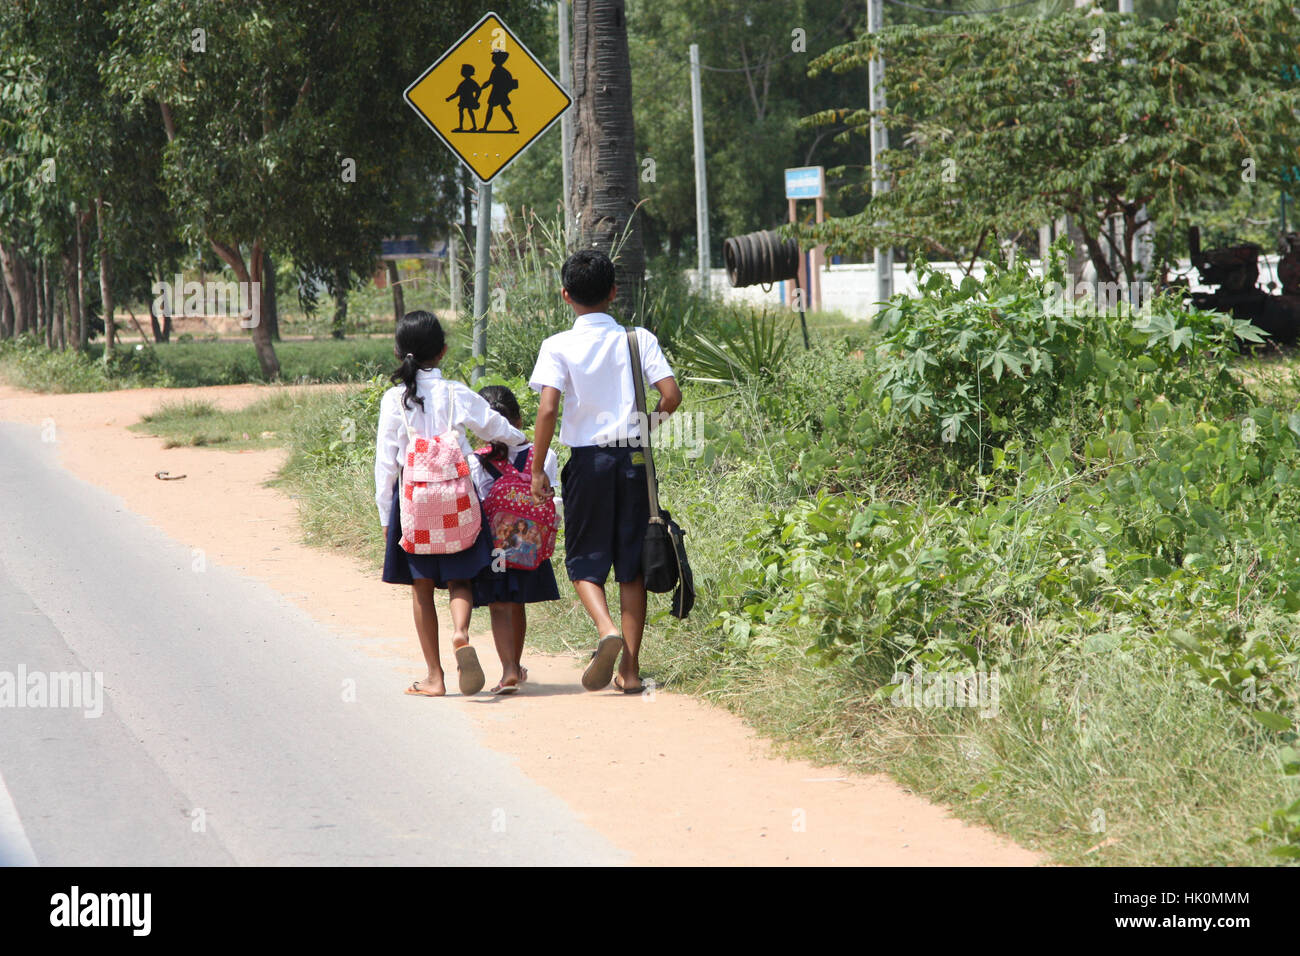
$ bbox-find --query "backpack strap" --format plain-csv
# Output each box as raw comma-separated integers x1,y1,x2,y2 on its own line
399,395,417,442
490,451,522,479
627,328,662,520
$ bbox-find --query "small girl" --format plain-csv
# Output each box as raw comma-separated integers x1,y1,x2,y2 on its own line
471,385,560,694
376,312,525,697
445,63,480,132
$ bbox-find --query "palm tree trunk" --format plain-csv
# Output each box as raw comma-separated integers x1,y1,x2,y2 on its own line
571,0,645,318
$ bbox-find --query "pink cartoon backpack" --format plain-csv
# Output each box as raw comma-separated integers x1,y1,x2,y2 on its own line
399,398,481,554
476,446,557,570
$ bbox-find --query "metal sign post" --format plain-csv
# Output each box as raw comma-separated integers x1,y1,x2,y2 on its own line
403,11,572,381
690,44,710,297
784,165,825,314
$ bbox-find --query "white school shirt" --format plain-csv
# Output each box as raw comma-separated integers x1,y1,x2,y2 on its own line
472,442,562,520
528,312,675,447
374,368,525,523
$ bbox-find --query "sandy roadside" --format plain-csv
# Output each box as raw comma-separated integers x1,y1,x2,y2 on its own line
0,382,1040,866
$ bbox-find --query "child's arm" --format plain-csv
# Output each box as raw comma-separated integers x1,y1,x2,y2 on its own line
636,328,681,431
650,375,682,431
458,386,526,447
531,386,561,502
374,389,405,528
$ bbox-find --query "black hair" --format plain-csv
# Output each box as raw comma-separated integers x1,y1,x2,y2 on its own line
477,384,523,464
391,310,446,411
561,249,616,307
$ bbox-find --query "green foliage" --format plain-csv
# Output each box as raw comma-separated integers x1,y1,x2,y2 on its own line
673,309,794,387
0,337,172,391
804,1,1300,281
873,247,1261,463
0,336,392,391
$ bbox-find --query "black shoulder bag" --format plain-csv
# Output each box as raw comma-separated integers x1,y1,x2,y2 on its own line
627,328,695,618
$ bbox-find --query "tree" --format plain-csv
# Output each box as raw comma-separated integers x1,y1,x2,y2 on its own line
804,1,1300,285
571,0,646,315
104,0,535,376
501,0,871,267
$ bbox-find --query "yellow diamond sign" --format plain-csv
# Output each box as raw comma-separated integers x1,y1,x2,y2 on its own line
404,12,571,184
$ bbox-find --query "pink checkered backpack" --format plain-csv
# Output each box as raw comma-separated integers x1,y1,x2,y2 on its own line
476,446,557,570
398,397,482,554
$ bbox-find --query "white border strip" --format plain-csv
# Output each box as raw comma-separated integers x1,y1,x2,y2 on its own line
0,765,38,866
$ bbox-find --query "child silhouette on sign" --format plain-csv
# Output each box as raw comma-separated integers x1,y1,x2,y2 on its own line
446,64,480,132
480,50,519,133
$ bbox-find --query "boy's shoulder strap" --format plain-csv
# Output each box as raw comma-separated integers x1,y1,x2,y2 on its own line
626,328,662,518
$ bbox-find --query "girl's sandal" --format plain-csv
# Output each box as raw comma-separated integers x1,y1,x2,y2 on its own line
490,679,519,695
581,635,623,691
613,675,646,695
454,644,486,696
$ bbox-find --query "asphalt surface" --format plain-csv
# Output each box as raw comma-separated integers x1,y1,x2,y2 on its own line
0,422,622,866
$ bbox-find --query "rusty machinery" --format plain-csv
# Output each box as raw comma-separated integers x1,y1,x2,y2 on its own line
1188,226,1300,344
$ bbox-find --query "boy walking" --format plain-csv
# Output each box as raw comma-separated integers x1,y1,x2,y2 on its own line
528,251,682,693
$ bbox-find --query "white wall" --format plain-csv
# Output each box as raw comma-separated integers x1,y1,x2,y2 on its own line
687,257,1285,320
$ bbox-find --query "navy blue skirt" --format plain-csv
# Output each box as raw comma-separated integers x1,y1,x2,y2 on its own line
471,558,561,608
381,480,494,587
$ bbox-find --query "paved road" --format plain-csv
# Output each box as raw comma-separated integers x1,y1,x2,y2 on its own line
0,422,623,865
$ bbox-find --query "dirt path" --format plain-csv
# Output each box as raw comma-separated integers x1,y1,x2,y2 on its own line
0,383,1039,866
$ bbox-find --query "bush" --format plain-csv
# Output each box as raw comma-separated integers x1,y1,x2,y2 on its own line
874,250,1260,464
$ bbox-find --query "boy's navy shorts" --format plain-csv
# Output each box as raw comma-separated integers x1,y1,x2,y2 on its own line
560,444,650,584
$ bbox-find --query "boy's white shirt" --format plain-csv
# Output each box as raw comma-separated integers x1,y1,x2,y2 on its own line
528,312,674,447
374,368,525,522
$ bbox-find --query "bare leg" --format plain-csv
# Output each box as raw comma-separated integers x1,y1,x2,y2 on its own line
502,106,517,131
447,580,473,648
574,579,618,638
482,105,495,130
489,602,522,686
410,579,445,695
618,576,647,690
514,604,526,671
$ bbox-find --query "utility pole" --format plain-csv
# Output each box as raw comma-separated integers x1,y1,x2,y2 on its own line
867,0,893,306
449,234,462,315
558,1,574,242
472,180,491,383
690,43,710,297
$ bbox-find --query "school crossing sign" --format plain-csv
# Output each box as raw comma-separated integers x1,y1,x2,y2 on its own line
404,12,571,183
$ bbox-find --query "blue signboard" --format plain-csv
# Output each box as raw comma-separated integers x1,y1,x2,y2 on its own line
784,166,824,200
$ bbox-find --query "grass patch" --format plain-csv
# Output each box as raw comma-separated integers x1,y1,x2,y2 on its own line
0,335,399,393
131,391,331,450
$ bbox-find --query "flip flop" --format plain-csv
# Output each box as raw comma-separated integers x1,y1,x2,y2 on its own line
518,666,528,685
581,635,623,691
491,680,519,695
454,644,486,696
613,675,646,695
404,680,443,698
